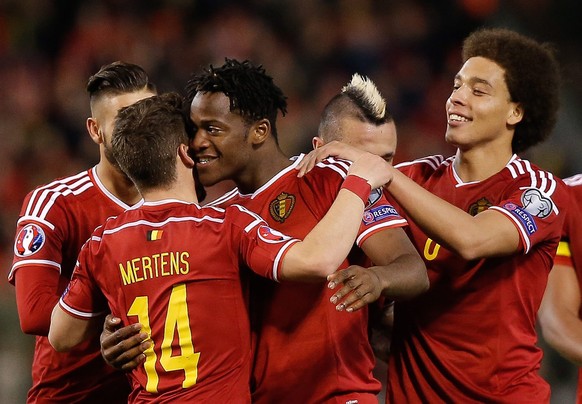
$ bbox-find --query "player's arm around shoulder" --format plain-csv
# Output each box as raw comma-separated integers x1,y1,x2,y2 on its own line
281,153,395,281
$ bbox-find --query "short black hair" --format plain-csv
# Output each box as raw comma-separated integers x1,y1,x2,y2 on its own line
87,61,156,102
185,58,287,141
462,28,560,154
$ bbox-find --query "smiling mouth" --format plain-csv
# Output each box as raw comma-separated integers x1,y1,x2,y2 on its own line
196,157,217,166
449,113,470,123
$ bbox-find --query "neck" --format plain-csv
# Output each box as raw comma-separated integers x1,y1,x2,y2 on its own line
95,161,141,205
453,145,514,182
141,168,199,204
235,146,293,194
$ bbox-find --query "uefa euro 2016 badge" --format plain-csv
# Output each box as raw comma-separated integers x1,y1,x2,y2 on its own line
258,225,292,243
15,223,45,257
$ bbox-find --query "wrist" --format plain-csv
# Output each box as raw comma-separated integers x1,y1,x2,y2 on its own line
370,266,389,295
341,175,371,205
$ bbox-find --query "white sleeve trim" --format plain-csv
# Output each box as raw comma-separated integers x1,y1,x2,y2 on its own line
59,298,106,319
489,206,531,254
272,239,301,282
356,219,408,246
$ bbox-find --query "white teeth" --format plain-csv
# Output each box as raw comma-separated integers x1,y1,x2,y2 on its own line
197,158,212,164
449,114,468,122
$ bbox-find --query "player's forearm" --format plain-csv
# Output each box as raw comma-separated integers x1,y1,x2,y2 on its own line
386,169,518,260
540,311,582,366
49,304,96,352
538,264,582,366
370,253,429,300
280,188,365,281
15,268,63,335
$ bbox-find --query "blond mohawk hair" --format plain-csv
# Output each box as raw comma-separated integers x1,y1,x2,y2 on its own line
341,73,386,121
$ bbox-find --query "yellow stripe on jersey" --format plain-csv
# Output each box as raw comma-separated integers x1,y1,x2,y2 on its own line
556,241,571,257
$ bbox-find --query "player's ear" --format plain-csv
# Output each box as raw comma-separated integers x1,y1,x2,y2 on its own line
507,102,523,126
178,144,195,168
312,136,324,150
250,119,270,145
87,118,103,145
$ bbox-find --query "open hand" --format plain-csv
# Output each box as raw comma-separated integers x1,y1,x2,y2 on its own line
100,314,150,372
327,265,383,312
297,141,393,189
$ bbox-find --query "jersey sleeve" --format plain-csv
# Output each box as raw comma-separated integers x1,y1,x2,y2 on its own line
357,189,407,246
8,190,68,283
488,170,568,254
58,237,109,319
303,157,407,248
226,205,300,282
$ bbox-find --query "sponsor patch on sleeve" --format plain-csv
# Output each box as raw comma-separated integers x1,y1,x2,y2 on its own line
503,202,537,235
362,204,399,225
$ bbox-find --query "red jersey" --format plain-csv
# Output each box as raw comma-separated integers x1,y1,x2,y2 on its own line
386,155,567,403
211,155,407,404
9,167,132,403
553,174,582,404
60,199,301,403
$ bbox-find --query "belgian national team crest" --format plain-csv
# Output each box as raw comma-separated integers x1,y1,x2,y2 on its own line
269,192,295,223
468,198,492,216
15,223,45,257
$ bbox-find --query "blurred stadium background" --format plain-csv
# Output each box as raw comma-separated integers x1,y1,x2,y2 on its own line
1,1,581,402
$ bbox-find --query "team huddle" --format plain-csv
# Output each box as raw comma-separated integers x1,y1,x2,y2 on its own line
9,27,582,404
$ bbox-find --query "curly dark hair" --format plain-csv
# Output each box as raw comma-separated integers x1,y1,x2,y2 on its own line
185,58,288,142
112,92,188,192
462,28,560,154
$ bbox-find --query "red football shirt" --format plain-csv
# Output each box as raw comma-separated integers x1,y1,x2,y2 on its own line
211,155,407,404
553,174,582,404
386,155,567,403
9,167,132,403
60,200,300,403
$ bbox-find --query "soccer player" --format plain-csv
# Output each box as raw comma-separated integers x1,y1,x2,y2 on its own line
48,92,395,403
8,61,156,403
315,73,399,397
539,174,582,402
100,59,429,403
297,28,568,403
192,59,429,404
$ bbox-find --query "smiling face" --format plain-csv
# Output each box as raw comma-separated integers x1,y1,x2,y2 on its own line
189,92,254,187
445,56,522,151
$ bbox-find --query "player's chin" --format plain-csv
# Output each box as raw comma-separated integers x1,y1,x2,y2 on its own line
196,166,226,188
